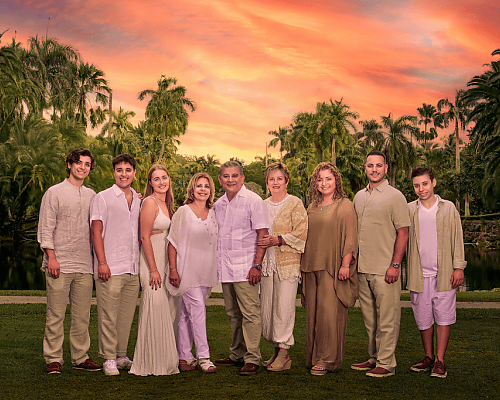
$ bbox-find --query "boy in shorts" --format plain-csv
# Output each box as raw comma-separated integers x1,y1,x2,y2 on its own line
406,166,466,378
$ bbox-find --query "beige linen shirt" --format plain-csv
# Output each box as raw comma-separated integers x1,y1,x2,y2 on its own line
38,179,96,274
353,180,410,275
406,197,467,292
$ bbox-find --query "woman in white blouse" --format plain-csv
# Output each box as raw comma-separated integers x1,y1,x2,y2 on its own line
257,163,308,372
167,172,218,373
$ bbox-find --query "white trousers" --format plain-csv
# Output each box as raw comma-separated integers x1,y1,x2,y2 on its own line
177,286,210,360
260,272,299,349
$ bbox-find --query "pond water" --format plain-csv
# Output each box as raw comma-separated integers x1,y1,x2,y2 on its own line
1,242,499,291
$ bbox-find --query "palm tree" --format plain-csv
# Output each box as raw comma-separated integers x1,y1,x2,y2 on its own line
360,115,416,187
57,61,110,128
437,89,471,173
138,76,196,163
268,126,289,161
23,35,80,116
315,99,359,166
101,107,136,136
416,103,441,148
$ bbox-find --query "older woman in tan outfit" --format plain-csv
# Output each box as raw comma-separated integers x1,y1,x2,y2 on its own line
258,163,308,372
301,162,358,376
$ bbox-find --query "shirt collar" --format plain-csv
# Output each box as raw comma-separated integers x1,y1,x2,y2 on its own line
364,179,389,193
112,184,136,197
221,184,247,203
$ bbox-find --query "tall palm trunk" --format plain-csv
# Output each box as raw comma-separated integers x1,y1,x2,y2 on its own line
159,114,168,163
331,135,336,166
455,119,461,210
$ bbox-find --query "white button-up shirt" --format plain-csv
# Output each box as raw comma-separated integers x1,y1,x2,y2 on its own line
90,184,140,277
214,185,269,283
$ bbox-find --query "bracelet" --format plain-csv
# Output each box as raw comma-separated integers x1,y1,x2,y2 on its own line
98,261,107,266
169,269,177,272
341,265,349,268
150,269,158,273
278,235,283,247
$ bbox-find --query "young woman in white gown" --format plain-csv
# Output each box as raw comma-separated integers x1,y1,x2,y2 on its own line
129,164,180,376
167,172,219,373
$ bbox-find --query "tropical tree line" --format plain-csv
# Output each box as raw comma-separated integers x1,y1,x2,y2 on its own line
1,31,499,242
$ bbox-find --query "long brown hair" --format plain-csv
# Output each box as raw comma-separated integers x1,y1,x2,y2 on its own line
145,164,175,217
184,172,215,209
309,162,346,206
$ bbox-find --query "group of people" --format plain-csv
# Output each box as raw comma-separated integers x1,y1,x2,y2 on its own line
38,148,466,379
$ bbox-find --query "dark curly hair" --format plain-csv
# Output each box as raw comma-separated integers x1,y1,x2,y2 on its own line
309,162,346,206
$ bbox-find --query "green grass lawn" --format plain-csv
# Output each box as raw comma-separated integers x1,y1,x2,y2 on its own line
1,304,499,400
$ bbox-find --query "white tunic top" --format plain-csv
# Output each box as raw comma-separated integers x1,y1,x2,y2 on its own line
166,205,218,296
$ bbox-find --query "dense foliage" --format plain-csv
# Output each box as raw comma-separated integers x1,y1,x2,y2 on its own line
1,32,499,241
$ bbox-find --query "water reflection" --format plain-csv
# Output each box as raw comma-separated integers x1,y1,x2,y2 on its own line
1,242,499,291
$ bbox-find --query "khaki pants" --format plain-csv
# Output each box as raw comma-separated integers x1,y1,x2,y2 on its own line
95,274,140,360
358,273,401,372
44,272,93,365
222,281,262,364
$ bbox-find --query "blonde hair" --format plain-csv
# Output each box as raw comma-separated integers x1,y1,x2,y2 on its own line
184,172,215,209
264,162,289,183
145,164,175,218
309,162,346,206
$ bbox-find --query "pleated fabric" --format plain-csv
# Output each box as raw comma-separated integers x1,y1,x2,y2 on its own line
129,230,180,376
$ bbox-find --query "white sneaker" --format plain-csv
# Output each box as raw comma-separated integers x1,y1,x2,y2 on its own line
103,359,120,376
116,356,133,370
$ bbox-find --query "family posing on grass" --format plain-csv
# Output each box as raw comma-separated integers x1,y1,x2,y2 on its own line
38,148,466,379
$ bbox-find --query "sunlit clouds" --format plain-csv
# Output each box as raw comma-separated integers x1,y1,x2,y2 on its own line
2,0,498,161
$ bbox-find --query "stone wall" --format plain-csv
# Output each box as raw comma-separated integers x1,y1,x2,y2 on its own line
462,219,500,250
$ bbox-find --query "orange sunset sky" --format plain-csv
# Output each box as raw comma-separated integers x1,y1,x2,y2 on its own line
1,0,499,162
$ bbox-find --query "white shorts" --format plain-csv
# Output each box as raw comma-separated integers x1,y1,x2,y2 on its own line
410,276,456,331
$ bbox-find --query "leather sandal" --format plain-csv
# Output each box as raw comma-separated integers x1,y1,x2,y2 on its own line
267,356,291,372
179,358,197,371
310,365,328,376
197,359,217,373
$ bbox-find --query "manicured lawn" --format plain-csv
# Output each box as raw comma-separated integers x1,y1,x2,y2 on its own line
1,304,499,399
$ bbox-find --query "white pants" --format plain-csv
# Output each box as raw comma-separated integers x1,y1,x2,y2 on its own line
260,272,299,349
177,286,210,360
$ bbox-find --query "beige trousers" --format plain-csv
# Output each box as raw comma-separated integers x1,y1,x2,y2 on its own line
358,273,401,372
44,272,93,365
222,281,262,364
95,274,140,360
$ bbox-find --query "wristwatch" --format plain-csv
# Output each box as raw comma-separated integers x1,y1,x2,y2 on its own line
278,235,284,247
391,262,400,269
253,264,262,271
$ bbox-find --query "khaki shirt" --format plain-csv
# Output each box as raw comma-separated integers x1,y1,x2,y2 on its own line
353,180,410,275
406,197,467,292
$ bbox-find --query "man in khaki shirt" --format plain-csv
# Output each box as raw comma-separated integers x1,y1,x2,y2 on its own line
351,151,410,377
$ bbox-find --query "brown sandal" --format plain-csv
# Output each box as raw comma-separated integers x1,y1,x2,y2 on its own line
179,359,197,371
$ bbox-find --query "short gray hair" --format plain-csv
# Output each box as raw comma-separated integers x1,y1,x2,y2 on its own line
219,160,244,176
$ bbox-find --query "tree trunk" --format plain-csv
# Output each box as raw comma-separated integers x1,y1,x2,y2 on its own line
455,122,460,172
108,92,113,137
331,135,336,166
464,193,470,217
159,114,168,163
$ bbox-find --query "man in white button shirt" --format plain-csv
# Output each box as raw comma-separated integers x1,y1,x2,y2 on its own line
90,154,141,376
214,161,269,376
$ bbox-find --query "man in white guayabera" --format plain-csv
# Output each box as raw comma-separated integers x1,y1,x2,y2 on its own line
38,148,102,374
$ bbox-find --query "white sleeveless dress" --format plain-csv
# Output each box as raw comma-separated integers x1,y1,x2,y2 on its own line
129,197,180,376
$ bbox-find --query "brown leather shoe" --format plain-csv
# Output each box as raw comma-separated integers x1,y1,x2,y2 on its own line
47,362,61,374
411,356,434,372
240,363,260,375
214,357,244,367
351,360,375,371
73,358,102,371
431,360,447,378
366,367,395,377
